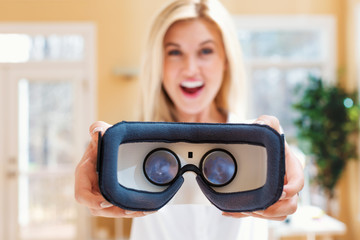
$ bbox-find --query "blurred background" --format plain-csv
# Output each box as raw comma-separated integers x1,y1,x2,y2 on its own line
0,0,359,239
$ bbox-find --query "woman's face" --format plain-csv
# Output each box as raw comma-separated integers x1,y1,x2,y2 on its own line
162,18,227,118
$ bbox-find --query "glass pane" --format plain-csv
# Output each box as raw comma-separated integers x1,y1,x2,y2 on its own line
238,30,322,60
30,34,84,61
247,67,321,139
0,34,31,62
0,34,84,63
18,79,76,240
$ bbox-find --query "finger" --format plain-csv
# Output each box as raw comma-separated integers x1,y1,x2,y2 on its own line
74,121,114,211
254,194,298,218
283,142,305,198
222,211,286,221
222,212,249,218
74,168,108,209
77,142,98,166
247,212,287,221
75,148,111,209
75,177,114,210
75,188,110,209
254,115,281,133
90,207,157,218
75,160,109,209
255,116,304,198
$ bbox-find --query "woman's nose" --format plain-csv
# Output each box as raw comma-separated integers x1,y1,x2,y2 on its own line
183,55,199,75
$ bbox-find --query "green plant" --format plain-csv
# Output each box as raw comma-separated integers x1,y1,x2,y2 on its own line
293,75,359,198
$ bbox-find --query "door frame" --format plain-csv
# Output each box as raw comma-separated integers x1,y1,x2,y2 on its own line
0,23,96,240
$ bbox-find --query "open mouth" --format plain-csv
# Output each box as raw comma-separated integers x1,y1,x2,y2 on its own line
180,80,204,96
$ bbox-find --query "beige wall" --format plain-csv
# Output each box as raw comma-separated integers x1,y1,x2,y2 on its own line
0,0,358,239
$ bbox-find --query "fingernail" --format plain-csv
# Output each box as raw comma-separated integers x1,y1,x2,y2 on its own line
255,120,265,125
100,201,113,208
143,211,157,215
280,191,287,200
91,127,104,136
125,210,136,215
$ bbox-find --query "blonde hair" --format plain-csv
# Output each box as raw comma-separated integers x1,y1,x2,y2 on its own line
139,0,247,122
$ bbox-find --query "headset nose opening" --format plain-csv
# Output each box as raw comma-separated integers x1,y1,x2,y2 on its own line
179,164,202,176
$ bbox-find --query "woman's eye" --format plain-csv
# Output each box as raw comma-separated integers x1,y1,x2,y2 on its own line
168,49,182,56
200,48,213,55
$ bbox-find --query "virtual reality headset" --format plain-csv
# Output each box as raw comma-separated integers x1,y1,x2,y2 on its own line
97,121,285,212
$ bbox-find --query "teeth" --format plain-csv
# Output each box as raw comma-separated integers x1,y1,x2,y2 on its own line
181,80,204,88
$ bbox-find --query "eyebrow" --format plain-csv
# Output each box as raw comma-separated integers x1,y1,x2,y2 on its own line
164,39,216,48
164,42,180,48
200,40,216,46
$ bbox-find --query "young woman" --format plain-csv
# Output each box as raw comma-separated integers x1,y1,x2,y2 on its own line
75,0,304,239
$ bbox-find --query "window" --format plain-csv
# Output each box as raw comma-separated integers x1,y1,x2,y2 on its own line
234,16,336,140
0,34,84,62
18,79,77,239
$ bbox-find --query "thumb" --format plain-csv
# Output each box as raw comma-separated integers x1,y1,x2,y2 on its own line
89,121,112,142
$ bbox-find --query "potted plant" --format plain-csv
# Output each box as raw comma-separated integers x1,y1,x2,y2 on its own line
293,75,359,199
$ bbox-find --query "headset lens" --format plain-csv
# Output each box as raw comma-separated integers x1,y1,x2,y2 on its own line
144,149,179,185
202,150,236,186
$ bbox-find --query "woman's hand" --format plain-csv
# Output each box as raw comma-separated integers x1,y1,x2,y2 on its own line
222,115,304,221
74,121,155,218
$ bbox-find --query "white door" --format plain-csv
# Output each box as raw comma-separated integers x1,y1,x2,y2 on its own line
0,24,96,240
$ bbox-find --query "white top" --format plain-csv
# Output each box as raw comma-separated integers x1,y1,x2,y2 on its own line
130,204,268,240
130,114,268,240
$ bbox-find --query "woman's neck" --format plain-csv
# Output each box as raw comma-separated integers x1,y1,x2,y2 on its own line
175,104,227,123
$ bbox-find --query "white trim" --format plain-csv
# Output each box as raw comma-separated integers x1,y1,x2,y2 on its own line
6,65,20,240
0,67,6,240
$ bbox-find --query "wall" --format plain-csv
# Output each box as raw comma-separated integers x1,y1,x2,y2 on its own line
0,0,358,239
